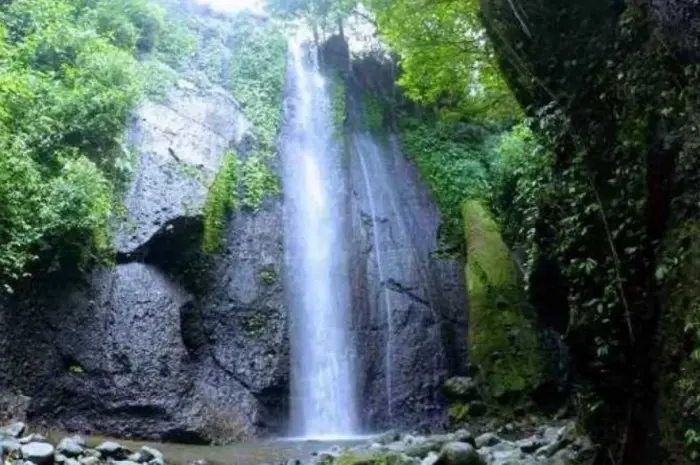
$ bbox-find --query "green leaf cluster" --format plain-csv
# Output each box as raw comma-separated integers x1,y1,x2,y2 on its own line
229,16,287,150
399,116,496,254
202,150,238,255
195,14,287,255
367,0,520,123
0,0,197,289
266,0,355,37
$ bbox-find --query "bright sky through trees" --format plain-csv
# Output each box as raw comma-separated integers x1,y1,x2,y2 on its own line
194,0,265,13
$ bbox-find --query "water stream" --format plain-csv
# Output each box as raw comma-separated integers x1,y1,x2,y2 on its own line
281,33,359,439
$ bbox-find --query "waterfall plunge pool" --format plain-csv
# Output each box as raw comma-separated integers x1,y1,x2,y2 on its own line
44,431,382,465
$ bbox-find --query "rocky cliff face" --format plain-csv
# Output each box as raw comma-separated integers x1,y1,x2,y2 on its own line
0,28,467,441
338,42,468,430
347,132,468,431
0,71,288,442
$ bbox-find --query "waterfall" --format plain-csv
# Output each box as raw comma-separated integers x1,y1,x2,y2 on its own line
281,34,359,439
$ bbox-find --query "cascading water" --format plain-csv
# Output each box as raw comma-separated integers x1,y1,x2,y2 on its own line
281,33,359,439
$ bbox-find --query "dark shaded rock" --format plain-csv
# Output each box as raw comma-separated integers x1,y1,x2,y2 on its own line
544,448,575,465
139,446,163,462
467,402,487,418
434,442,484,465
112,461,141,465
514,437,543,454
20,443,54,464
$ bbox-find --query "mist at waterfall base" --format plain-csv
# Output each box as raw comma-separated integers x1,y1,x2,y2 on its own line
281,34,360,440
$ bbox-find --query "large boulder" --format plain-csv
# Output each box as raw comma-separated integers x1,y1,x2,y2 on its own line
20,442,54,464
462,200,546,402
434,442,484,465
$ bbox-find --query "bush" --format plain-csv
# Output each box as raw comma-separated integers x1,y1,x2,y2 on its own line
399,118,496,253
0,0,176,289
202,151,238,255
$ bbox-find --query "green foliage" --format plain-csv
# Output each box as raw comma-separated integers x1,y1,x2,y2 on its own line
463,200,544,401
448,403,470,425
329,70,347,139
239,154,280,210
362,93,384,135
259,267,277,286
488,123,553,262
367,0,519,123
155,15,198,69
0,0,180,288
266,0,355,36
139,58,178,100
399,117,496,253
479,2,700,458
202,151,238,255
656,222,700,462
229,16,287,150
224,15,286,212
242,312,269,335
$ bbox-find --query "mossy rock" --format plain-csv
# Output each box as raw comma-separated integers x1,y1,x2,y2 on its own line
462,200,545,402
335,451,416,465
656,220,700,461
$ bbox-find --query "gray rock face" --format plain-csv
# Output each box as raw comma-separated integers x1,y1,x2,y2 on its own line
0,72,286,440
347,133,468,431
118,79,251,257
0,35,462,442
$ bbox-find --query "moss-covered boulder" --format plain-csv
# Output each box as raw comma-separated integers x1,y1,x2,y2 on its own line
334,451,417,465
463,200,544,402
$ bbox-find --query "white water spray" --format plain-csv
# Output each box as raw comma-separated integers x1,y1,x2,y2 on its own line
281,33,359,439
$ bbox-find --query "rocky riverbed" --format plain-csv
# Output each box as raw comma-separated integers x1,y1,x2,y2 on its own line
0,420,595,465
